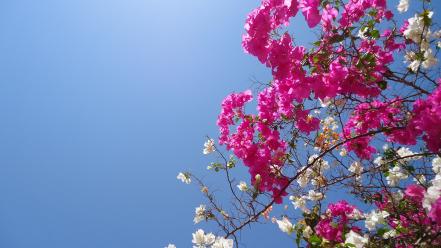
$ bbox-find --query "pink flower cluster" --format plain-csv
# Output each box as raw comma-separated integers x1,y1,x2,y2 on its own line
394,84,441,152
315,200,359,242
216,0,439,202
343,99,404,159
344,84,441,160
405,184,441,225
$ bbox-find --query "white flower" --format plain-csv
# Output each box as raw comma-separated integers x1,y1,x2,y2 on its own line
422,49,438,69
323,116,338,130
437,41,441,49
211,237,234,248
423,175,441,210
396,147,415,161
165,244,176,248
408,59,421,72
177,172,191,184
297,166,312,188
307,190,324,201
404,14,428,43
373,156,384,166
194,205,206,224
203,139,215,155
349,209,363,220
382,229,397,239
237,181,248,192
397,0,409,13
365,210,389,231
386,166,408,186
276,217,294,234
433,156,441,174
340,148,348,157
290,196,310,213
192,229,215,248
391,190,404,202
308,154,329,172
349,161,363,177
345,230,369,248
303,226,313,239
358,26,369,40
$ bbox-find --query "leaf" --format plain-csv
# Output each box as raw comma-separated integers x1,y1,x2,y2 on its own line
370,29,380,39
377,80,388,90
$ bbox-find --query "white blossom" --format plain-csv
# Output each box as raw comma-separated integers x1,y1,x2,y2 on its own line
307,190,324,201
297,166,312,188
397,0,409,13
276,217,294,234
349,208,363,220
348,161,364,180
422,49,438,69
365,210,389,231
386,166,408,186
165,244,176,248
408,59,421,72
423,175,441,210
391,190,404,202
194,205,206,224
290,196,310,213
308,154,329,172
322,116,338,130
404,14,429,44
345,230,369,248
340,148,348,157
303,226,313,239
177,172,191,184
396,147,415,161
433,156,441,174
237,181,248,192
211,237,234,248
383,229,398,239
203,139,216,155
373,156,385,166
358,26,369,40
192,229,215,248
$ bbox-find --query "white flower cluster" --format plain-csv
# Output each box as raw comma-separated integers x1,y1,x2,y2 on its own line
403,11,438,72
194,204,207,224
290,195,310,213
203,139,216,155
348,161,363,181
289,189,323,215
297,155,329,187
236,181,248,191
397,0,409,13
386,166,408,186
275,217,294,234
364,210,390,231
177,172,191,184
192,229,233,248
345,230,369,248
423,157,441,211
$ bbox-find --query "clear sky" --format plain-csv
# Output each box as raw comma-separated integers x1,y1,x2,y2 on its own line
1,1,440,248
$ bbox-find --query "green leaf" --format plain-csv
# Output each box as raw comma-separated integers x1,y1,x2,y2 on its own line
370,29,380,39
309,235,322,245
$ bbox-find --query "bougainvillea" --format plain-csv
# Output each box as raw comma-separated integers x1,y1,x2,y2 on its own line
171,0,441,247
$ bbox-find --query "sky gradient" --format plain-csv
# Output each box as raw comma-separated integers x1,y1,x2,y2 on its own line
1,1,440,248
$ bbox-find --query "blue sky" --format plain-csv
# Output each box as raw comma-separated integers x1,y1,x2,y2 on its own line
0,0,297,247
1,1,440,248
